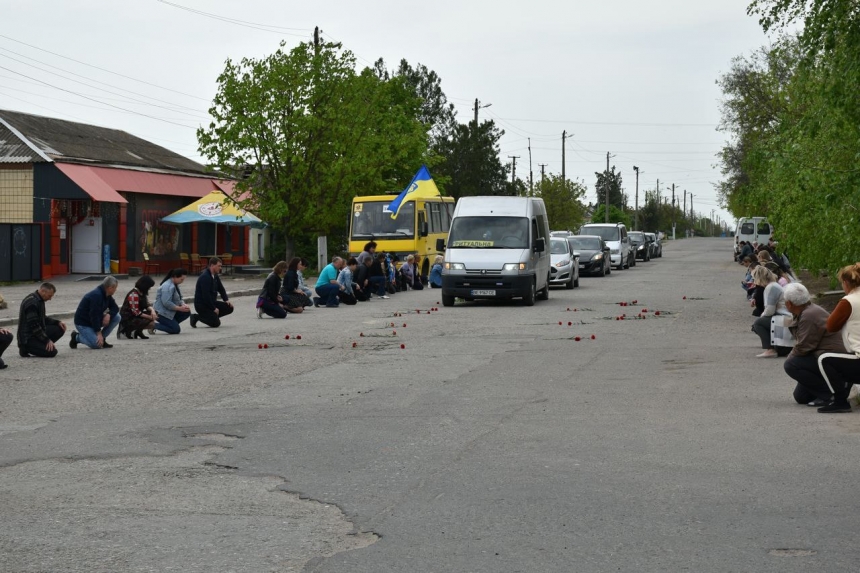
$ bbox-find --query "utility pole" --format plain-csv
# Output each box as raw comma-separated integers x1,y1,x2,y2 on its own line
473,99,491,126
671,183,676,240
539,163,547,185
683,190,687,237
633,166,640,230
605,152,611,223
711,209,715,236
508,155,520,188
528,138,533,196
656,179,660,205
562,131,573,182
689,194,695,231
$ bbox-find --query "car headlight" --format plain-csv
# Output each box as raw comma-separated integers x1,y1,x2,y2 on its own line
638,245,645,251
445,262,465,270
503,263,526,271
611,248,619,255
554,259,570,268
592,253,603,261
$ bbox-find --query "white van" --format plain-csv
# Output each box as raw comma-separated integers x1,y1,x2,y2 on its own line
437,196,551,307
734,217,773,256
579,222,633,270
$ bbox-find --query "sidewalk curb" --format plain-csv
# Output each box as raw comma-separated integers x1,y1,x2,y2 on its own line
0,289,259,328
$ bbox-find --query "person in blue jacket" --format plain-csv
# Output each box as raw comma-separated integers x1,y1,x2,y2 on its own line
429,255,443,288
70,276,121,349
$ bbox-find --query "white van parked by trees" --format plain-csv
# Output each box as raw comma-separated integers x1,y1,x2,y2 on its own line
734,217,773,257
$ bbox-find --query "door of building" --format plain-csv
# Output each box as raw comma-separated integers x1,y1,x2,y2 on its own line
71,217,102,274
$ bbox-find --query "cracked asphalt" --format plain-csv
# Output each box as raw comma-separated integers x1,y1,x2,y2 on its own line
2,238,859,572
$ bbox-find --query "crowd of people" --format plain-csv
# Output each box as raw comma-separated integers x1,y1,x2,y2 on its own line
0,249,445,367
255,242,443,316
739,240,860,413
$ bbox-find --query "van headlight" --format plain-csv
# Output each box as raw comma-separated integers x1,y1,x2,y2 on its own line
503,263,526,271
610,248,619,255
445,262,465,270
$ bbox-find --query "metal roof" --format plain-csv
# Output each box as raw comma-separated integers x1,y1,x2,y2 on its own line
0,109,207,174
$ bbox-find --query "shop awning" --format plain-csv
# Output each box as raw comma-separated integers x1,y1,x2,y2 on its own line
54,163,229,203
55,163,127,204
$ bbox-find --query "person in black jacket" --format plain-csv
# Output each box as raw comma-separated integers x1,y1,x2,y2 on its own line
71,276,120,349
280,257,311,312
257,261,288,319
191,257,233,328
0,327,11,368
17,282,66,359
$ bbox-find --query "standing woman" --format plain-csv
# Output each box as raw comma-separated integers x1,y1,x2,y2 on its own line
258,261,288,319
153,268,192,334
119,276,158,339
751,266,790,357
280,257,310,313
818,263,860,413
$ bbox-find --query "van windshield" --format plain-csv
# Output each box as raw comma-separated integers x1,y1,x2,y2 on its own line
448,216,529,248
581,226,620,242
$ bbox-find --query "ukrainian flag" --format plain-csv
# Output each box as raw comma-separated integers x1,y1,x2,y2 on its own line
389,165,441,219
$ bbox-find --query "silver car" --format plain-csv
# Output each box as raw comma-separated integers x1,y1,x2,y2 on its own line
549,237,579,289
645,232,662,258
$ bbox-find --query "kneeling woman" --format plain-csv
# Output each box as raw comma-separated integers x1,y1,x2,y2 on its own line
119,276,158,339
153,268,193,334
751,266,790,357
258,261,288,318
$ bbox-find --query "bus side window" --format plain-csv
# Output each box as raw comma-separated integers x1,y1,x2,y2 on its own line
430,203,442,234
418,211,428,237
441,203,451,232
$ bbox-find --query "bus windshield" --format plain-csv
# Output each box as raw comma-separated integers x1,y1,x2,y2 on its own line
351,201,415,239
447,216,529,249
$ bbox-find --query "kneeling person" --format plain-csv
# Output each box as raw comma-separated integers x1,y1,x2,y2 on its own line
17,282,66,358
782,283,847,406
192,257,233,328
71,276,120,349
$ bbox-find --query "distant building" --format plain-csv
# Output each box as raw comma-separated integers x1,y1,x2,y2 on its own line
0,109,256,278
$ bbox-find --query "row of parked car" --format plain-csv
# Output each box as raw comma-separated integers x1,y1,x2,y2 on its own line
547,223,664,288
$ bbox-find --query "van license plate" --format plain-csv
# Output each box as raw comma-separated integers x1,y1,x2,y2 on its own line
471,289,495,296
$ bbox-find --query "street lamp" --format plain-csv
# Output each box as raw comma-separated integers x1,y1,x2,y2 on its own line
633,166,641,231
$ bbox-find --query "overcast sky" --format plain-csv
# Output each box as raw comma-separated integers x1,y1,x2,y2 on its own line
1,0,775,228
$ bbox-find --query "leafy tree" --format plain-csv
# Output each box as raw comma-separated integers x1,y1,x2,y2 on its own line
590,205,631,229
594,166,625,215
197,40,429,260
434,120,510,199
534,175,587,231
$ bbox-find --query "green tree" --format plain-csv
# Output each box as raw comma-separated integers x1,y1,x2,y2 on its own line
434,120,510,199
534,175,587,231
594,166,625,213
197,40,429,260
590,205,631,229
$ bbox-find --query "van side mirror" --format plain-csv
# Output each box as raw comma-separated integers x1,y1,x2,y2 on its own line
436,238,446,251
420,222,429,237
534,238,545,253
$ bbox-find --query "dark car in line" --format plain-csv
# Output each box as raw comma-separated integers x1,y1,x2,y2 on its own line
567,235,611,277
629,231,652,262
645,232,662,258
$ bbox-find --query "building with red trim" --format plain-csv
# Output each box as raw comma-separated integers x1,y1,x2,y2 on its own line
0,109,255,278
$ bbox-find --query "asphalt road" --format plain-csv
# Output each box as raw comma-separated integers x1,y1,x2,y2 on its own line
2,238,858,573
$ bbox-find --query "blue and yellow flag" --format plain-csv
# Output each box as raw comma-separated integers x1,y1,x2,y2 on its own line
389,165,441,219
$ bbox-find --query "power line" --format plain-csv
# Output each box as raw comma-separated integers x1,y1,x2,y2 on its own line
155,0,312,36
0,64,198,129
0,33,209,102
0,52,209,120
493,116,717,128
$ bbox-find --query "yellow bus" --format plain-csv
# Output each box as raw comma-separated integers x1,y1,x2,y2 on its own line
349,194,455,277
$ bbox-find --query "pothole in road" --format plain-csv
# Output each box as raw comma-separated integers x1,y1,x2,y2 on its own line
768,548,817,557
0,445,378,572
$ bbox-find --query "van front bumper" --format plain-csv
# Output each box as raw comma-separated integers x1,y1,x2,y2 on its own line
441,274,534,299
